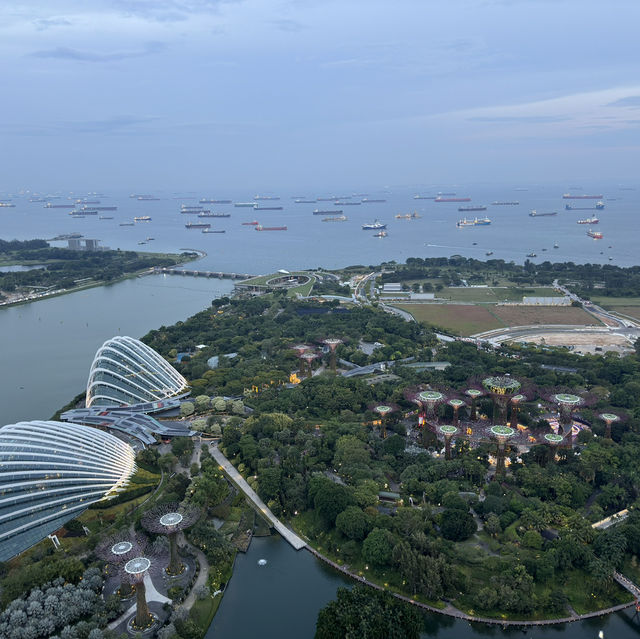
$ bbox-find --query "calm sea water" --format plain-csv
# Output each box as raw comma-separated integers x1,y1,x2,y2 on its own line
1,184,637,274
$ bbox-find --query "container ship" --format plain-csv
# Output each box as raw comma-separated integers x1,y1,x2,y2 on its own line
562,193,603,199
202,229,225,233
456,217,491,227
185,222,211,229
362,220,386,230
414,195,436,200
255,225,287,231
254,205,283,210
134,215,152,222
314,209,341,215
45,203,74,209
294,199,316,204
322,215,347,222
587,229,603,239
565,201,605,210
361,198,386,203
198,212,230,218
200,199,232,204
458,205,487,212
254,195,280,201
577,217,599,224
529,210,557,217
492,201,519,205
235,202,256,207
435,196,471,202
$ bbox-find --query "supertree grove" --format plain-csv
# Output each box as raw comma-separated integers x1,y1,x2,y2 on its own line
96,532,147,599
142,502,200,575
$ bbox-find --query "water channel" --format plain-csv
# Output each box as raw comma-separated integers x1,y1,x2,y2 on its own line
2,274,640,637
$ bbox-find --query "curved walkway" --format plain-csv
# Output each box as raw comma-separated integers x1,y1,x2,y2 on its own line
210,444,306,550
305,545,635,627
178,531,210,611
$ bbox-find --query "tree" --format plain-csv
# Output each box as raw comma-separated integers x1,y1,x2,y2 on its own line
335,506,371,541
362,528,396,567
314,483,354,527
180,402,195,417
315,585,421,639
194,395,211,412
484,513,501,537
439,508,476,541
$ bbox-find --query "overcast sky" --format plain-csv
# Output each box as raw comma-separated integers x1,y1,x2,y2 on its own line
2,0,640,191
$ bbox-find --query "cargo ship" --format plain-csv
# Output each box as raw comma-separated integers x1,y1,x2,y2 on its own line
181,205,204,211
0,202,15,207
361,198,386,203
254,205,283,210
413,195,436,200
587,229,603,239
577,217,599,224
45,203,74,209
395,212,421,219
565,201,605,210
134,215,151,222
314,209,342,215
69,209,97,216
529,210,557,217
458,205,487,212
294,199,316,204
202,229,226,233
185,222,211,229
435,196,471,202
456,217,491,227
254,195,280,201
492,201,519,205
241,221,259,225
137,196,160,201
99,216,114,220
562,193,603,199
235,202,257,207
119,222,134,226
198,212,230,218
322,215,347,222
362,220,387,230
89,206,117,211
336,201,361,206
255,225,287,231
317,196,339,201
181,209,208,214
200,199,232,204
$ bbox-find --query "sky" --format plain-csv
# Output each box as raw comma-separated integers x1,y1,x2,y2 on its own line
2,0,640,191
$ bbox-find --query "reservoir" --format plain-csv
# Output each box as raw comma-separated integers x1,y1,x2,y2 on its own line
0,274,234,426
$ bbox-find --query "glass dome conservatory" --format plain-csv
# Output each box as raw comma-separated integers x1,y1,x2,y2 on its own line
86,336,189,407
0,420,136,561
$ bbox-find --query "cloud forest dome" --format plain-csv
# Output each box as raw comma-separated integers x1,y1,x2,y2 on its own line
0,420,136,561
86,335,189,407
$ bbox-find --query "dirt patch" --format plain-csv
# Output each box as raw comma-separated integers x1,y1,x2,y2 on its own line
512,331,631,356
395,304,504,336
492,306,602,327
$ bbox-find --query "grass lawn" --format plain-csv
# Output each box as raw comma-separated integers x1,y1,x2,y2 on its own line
492,305,603,327
440,287,558,303
394,303,505,336
590,295,640,308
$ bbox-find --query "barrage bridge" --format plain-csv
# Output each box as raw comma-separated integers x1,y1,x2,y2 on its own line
154,267,255,280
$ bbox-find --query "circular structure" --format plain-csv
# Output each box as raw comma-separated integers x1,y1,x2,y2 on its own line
112,541,134,556
439,425,458,435
124,557,151,575
375,405,393,415
323,338,342,348
490,425,515,438
544,433,564,444
465,389,483,398
448,399,465,408
600,413,619,422
511,394,525,402
553,393,581,405
265,274,312,289
159,512,184,527
418,391,444,402
483,376,521,395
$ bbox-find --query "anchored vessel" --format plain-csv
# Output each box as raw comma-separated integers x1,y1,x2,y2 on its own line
529,210,557,217
134,216,151,222
362,220,387,230
200,198,232,204
563,193,603,199
492,201,519,205
185,222,211,229
577,217,599,224
255,225,287,231
587,229,603,239
435,196,471,202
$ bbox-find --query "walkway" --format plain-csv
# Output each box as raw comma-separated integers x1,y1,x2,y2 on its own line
210,444,306,551
178,531,210,611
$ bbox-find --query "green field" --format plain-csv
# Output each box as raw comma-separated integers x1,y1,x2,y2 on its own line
440,286,558,303
394,303,504,335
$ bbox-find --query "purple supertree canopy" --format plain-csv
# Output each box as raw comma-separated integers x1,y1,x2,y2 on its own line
95,533,148,566
141,502,200,535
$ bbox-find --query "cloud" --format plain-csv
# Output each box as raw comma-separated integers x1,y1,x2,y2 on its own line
28,41,166,62
33,17,73,30
271,19,306,32
468,115,570,123
606,96,640,108
109,0,241,22
4,116,159,137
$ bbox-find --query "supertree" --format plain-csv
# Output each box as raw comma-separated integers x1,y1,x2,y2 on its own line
599,412,621,439
464,388,484,421
371,403,396,439
550,393,583,444
544,433,564,457
490,425,515,476
509,394,526,430
121,555,155,630
415,390,446,446
142,502,200,575
96,533,147,599
438,425,458,460
447,398,466,427
482,376,521,424
300,351,317,377
323,338,342,373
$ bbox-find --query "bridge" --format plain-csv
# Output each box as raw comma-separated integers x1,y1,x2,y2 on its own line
614,572,640,600
210,444,307,551
155,267,255,280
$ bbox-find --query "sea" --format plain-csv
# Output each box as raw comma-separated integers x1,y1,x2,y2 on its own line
1,184,637,274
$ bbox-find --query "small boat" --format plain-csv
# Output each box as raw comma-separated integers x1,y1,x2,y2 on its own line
134,215,151,222
526,252,537,257
553,242,559,248
146,237,154,241
373,230,387,237
137,241,146,245
485,251,493,256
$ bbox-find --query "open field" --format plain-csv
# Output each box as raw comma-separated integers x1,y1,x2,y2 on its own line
394,303,504,335
611,306,640,322
512,331,631,355
441,286,558,303
492,305,603,326
590,295,640,308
